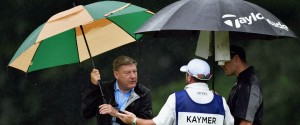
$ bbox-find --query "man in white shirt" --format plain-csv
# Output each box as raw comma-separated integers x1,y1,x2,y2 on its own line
117,58,234,125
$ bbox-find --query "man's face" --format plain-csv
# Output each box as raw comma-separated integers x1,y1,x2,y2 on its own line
114,64,137,92
185,73,189,84
222,57,237,76
185,73,194,85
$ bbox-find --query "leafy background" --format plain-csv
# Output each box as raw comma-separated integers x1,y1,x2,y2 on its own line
1,0,300,124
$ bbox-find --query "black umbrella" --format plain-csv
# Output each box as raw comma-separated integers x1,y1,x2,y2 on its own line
135,0,297,90
136,0,296,37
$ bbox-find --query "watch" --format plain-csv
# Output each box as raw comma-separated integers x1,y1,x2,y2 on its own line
132,117,137,125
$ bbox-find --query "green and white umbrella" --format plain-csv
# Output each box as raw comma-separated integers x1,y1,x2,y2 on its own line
9,1,153,73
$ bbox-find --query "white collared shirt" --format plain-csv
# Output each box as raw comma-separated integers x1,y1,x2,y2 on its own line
152,82,234,125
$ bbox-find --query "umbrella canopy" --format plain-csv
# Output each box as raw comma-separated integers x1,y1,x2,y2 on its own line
136,0,296,38
8,1,153,73
134,0,297,90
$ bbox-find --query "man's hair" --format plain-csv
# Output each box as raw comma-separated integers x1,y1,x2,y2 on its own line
113,56,137,71
230,45,247,63
189,74,208,83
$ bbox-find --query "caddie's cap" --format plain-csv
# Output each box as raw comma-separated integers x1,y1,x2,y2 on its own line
180,59,212,80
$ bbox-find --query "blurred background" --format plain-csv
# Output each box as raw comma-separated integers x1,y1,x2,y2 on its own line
1,0,300,124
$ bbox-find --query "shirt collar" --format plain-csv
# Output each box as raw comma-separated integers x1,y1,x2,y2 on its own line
114,81,134,93
114,81,120,91
184,82,209,90
237,66,255,82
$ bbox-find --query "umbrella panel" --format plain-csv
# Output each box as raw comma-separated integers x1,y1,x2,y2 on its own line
108,11,153,39
29,29,79,72
76,18,137,62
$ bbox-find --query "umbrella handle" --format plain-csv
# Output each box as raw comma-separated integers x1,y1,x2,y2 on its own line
98,80,107,104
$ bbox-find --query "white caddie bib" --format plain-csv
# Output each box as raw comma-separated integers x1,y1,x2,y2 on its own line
178,112,224,125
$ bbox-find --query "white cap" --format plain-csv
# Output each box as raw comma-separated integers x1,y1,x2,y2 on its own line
180,59,212,80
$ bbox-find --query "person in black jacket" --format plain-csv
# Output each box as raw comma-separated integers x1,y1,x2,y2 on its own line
222,45,263,125
81,55,153,125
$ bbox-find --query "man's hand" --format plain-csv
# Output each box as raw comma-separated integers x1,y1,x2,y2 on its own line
240,120,252,125
116,110,136,124
91,69,100,85
99,104,118,116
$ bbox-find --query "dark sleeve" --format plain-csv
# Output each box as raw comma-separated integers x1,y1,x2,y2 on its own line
81,83,100,119
234,82,262,122
136,91,153,119
116,92,153,125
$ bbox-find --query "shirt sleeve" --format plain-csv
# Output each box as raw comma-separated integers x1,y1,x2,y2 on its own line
153,93,176,125
222,97,234,125
234,83,262,122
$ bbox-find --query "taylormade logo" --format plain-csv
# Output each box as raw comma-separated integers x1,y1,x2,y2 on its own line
222,13,289,31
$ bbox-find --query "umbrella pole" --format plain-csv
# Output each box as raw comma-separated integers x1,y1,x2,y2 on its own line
79,25,107,104
211,31,215,91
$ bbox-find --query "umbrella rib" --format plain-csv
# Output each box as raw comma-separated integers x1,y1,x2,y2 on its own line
74,28,81,64
104,3,131,17
225,0,253,33
26,42,42,72
160,0,191,30
106,15,138,40
218,0,224,30
245,1,282,36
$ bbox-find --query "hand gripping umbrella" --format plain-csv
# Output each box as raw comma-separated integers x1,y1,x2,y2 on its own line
8,1,153,103
135,0,297,90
